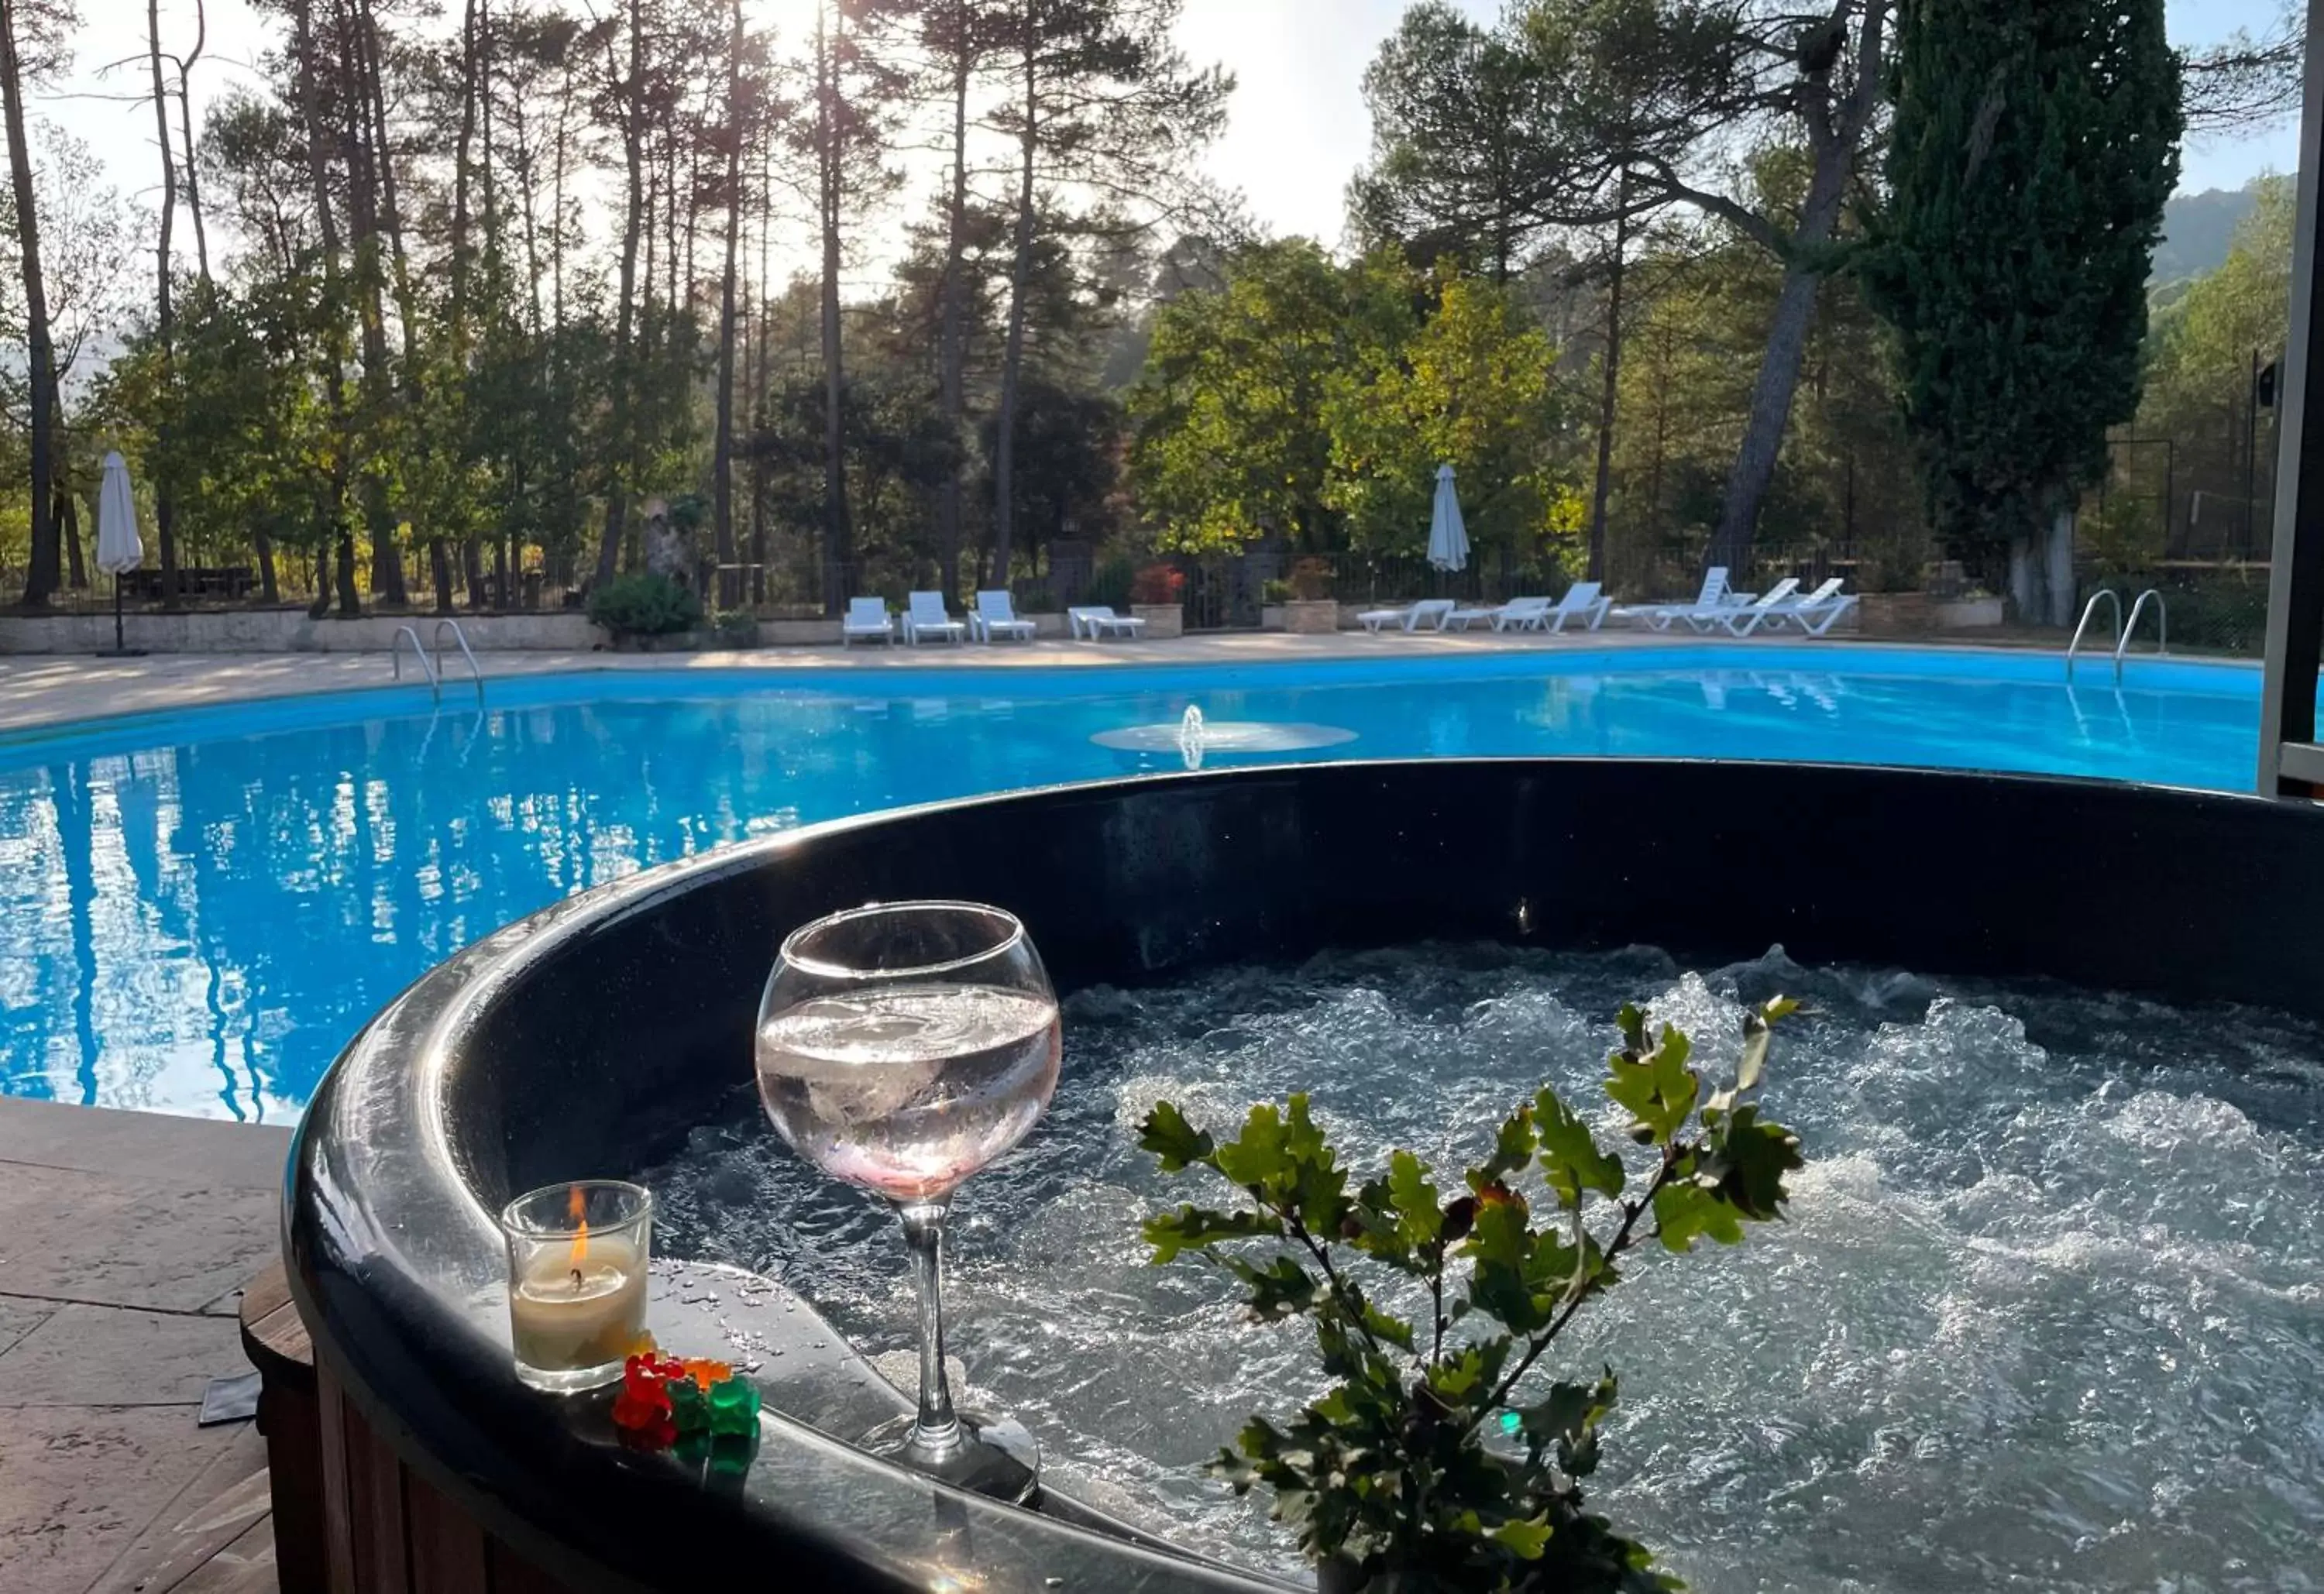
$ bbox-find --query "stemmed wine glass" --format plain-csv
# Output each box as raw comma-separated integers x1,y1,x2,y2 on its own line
755,901,1061,1503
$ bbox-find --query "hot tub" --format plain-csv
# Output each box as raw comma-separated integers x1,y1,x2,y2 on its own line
285,759,2324,1591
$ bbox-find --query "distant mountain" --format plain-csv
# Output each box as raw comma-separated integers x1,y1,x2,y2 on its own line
2153,184,2263,283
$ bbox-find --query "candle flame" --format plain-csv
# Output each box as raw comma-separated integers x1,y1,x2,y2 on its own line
568,1186,590,1269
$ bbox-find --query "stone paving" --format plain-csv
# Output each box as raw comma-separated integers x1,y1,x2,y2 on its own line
0,1099,290,1594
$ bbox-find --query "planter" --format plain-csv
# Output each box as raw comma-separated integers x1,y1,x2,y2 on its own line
1130,603,1184,640
1934,596,2005,630
1261,604,1287,631
1284,598,1340,635
1854,592,1934,637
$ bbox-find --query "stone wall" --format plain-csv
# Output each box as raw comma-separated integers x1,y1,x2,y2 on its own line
0,607,1082,654
0,609,606,654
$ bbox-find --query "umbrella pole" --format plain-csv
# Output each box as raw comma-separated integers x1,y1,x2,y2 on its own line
114,575,125,653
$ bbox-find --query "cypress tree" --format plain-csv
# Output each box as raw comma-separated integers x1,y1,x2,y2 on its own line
1865,0,2181,624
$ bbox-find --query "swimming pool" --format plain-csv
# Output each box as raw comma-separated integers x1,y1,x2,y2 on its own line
0,646,2263,1118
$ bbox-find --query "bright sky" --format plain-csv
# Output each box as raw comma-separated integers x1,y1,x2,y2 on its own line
26,0,2309,264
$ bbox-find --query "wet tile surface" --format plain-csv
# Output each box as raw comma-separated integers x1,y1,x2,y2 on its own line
0,1305,246,1407
0,1100,281,1592
0,1407,239,1594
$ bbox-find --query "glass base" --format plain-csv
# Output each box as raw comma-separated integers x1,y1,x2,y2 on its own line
514,1356,626,1394
863,1410,1040,1503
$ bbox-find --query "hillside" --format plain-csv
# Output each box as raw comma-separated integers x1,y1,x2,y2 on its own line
2154,184,2265,283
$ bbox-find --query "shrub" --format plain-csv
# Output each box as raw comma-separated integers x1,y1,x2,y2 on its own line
1140,998,1802,1592
1087,557,1136,610
1262,578,1294,605
709,609,759,648
1131,563,1186,605
1016,586,1056,613
1290,557,1333,601
587,572,703,637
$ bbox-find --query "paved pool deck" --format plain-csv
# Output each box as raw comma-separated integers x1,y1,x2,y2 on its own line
0,1098,290,1594
0,626,2076,736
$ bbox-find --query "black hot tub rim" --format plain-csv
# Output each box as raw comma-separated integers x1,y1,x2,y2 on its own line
285,757,2324,1593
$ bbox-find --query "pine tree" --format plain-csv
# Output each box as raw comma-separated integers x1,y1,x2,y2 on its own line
1865,0,2181,624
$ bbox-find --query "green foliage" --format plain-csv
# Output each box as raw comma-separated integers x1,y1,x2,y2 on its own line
1325,270,1583,567
1085,556,1136,611
1865,0,2184,550
1140,997,1803,1592
1129,240,1401,555
586,572,703,637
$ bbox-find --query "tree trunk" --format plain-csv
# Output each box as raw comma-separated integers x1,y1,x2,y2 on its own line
255,531,278,603
58,486,83,588
0,0,58,607
992,30,1038,592
1703,3,1886,575
148,0,183,608
1587,199,1628,582
595,0,648,588
430,538,456,613
178,0,211,283
2009,507,2079,627
748,136,771,606
1704,174,1845,575
815,6,854,614
935,14,971,599
710,0,743,610
290,0,359,618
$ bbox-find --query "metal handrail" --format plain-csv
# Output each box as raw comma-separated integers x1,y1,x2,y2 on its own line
431,618,486,706
2065,589,2124,683
392,625,441,699
2116,589,2168,672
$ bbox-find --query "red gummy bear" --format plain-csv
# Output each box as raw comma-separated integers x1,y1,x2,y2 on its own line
611,1352,678,1445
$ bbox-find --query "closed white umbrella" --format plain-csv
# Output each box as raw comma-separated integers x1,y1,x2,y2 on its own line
1426,463,1470,574
96,451,145,654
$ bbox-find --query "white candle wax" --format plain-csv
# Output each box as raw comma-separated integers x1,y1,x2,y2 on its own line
508,1237,646,1372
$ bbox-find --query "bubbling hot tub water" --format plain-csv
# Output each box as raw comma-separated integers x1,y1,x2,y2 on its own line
648,944,2324,1591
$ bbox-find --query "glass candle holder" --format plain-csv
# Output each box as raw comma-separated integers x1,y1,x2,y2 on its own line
500,1180,652,1393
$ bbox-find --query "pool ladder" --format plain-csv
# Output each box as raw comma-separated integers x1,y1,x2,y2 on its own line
2065,589,2168,684
393,620,486,706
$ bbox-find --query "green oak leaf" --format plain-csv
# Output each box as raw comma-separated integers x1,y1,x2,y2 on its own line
1212,1100,1292,1188
1650,1180,1746,1252
1490,1514,1553,1559
1699,1108,1803,1221
1605,1022,1698,1146
1386,1149,1444,1249
1221,1252,1319,1319
1137,1100,1215,1173
1533,1086,1624,1207
1142,1203,1284,1264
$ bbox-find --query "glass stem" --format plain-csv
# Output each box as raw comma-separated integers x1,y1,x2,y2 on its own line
897,1198,961,1455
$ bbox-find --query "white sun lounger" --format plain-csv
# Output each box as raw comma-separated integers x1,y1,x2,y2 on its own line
1622,567,1752,632
1070,605,1147,640
1446,602,1503,630
970,589,1037,643
1358,598,1456,634
1765,578,1858,637
841,596,894,646
1543,582,1612,634
1709,578,1802,637
1490,596,1556,631
902,591,967,646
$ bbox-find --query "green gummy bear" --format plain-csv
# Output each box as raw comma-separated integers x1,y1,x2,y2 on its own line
666,1376,712,1434
708,1377,761,1437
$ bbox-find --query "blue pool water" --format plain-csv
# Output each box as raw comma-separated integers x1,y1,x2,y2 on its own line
0,647,2264,1118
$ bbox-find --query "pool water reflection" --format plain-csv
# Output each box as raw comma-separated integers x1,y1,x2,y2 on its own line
0,649,2262,1117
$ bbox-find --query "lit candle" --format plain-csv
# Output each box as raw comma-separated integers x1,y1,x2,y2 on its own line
508,1237,647,1374
500,1180,654,1393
